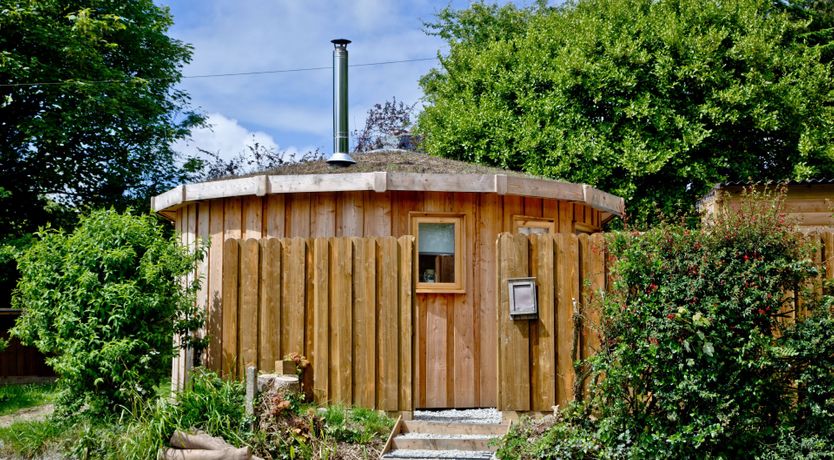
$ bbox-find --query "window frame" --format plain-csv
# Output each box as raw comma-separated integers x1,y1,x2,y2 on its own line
410,212,465,294
513,215,556,235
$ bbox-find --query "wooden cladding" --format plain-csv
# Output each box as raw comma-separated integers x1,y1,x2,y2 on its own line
214,236,414,412
497,233,607,412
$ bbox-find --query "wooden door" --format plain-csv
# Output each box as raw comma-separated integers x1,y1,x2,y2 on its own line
414,270,494,408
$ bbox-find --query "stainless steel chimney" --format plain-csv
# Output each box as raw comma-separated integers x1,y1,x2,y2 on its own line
327,38,355,166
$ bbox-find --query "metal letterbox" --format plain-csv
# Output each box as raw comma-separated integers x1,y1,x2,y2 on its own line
508,277,538,319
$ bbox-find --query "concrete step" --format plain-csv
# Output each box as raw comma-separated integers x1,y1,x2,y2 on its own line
401,420,509,436
391,436,495,452
382,449,494,459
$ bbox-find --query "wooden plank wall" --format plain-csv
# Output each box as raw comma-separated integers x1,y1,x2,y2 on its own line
0,312,54,380
496,232,610,411
213,236,414,411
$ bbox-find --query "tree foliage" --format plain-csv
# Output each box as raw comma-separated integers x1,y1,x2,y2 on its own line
0,0,202,235
11,210,204,416
418,0,834,225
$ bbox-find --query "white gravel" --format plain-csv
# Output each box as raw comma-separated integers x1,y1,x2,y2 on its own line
412,408,502,424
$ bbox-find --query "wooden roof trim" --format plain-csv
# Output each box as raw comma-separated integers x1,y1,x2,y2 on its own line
150,172,625,218
582,185,625,216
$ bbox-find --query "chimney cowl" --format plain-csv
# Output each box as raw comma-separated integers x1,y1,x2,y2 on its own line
327,38,355,166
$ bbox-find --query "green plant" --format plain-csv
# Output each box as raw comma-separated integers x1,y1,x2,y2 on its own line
11,209,205,416
321,405,393,445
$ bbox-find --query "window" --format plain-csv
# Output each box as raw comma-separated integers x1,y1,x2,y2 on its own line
411,213,465,293
513,216,556,235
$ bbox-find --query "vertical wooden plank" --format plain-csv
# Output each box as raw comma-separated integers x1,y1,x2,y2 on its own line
330,238,353,404
825,232,834,294
524,197,544,218
172,209,183,390
352,238,377,407
238,239,260,375
377,237,399,410
453,194,476,408
312,238,330,402
398,236,414,411
287,194,311,237
282,238,307,355
503,195,524,233
196,202,210,349
311,193,337,237
337,191,365,237
259,239,281,372
364,191,393,237
558,201,573,234
221,239,240,378
531,234,556,411
224,198,242,240
424,294,448,408
242,196,263,239
585,234,606,358
183,205,198,387
478,193,500,407
497,233,530,411
207,200,225,372
556,234,579,406
264,195,286,238
392,191,421,237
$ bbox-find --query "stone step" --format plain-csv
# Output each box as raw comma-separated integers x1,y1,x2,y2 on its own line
382,449,494,459
401,420,509,436
391,436,495,452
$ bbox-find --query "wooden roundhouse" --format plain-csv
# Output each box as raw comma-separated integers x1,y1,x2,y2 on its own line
152,150,625,411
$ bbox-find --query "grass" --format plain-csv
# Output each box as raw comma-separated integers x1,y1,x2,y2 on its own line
0,381,56,416
0,370,395,460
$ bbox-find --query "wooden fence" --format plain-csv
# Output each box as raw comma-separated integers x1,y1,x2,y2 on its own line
495,232,834,412
208,236,414,412
497,233,606,412
183,231,834,413
0,310,54,381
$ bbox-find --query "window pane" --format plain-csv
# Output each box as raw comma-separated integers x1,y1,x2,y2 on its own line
519,226,549,235
418,222,456,283
418,222,455,254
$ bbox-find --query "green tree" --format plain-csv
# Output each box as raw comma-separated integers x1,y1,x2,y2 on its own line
0,0,201,233
0,0,202,307
11,210,204,415
418,0,834,225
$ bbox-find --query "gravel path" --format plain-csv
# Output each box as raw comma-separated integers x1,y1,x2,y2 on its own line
0,404,54,428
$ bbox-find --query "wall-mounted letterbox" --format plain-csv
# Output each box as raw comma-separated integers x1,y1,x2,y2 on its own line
508,277,538,320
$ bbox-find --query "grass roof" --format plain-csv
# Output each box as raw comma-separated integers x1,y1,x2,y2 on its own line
248,149,536,178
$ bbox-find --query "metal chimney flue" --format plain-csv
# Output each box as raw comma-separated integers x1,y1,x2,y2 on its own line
327,38,355,166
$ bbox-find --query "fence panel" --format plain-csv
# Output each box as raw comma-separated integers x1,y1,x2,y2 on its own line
213,236,413,411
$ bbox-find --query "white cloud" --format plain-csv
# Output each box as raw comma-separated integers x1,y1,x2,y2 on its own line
173,112,279,163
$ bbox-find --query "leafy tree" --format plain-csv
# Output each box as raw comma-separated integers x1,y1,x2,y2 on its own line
11,210,204,416
0,0,202,307
0,0,202,234
418,0,834,226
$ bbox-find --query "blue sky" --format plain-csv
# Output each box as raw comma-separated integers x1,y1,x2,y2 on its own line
157,1,534,162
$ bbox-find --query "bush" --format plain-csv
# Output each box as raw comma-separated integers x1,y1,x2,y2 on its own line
11,209,204,416
499,190,834,458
